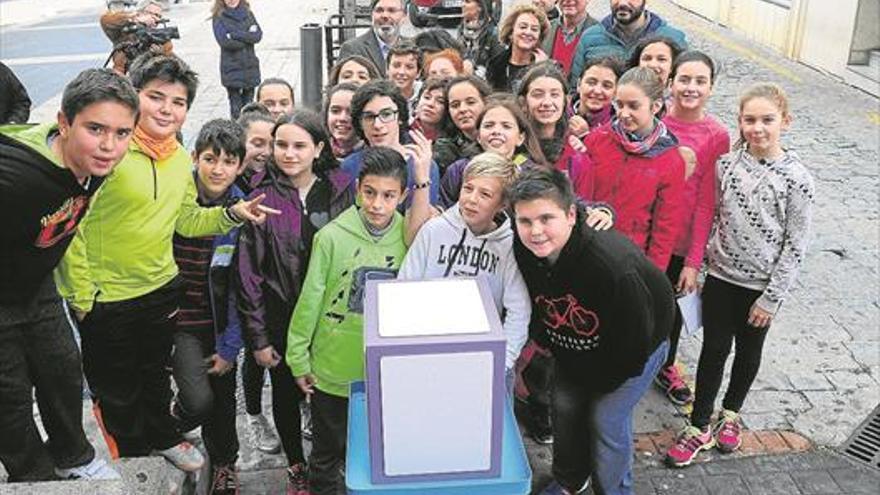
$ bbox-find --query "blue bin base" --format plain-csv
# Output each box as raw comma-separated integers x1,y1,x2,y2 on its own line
345,381,532,494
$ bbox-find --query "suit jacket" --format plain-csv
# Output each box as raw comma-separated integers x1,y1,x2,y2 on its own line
339,30,386,75
338,30,410,76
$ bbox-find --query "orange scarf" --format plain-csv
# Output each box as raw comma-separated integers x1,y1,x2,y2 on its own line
133,125,179,161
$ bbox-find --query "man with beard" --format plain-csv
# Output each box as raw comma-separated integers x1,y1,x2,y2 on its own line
569,0,686,86
338,0,408,77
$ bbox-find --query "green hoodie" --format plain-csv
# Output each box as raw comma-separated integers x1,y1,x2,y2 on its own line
286,205,407,398
55,140,238,312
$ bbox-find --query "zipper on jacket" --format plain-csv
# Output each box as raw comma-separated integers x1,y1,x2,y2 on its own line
151,159,158,200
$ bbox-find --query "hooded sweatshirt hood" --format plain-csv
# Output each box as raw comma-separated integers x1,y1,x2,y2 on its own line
398,204,531,369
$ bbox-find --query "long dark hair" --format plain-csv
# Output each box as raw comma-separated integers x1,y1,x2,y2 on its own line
440,75,492,138
476,96,547,166
211,0,250,18
517,61,568,163
271,109,338,175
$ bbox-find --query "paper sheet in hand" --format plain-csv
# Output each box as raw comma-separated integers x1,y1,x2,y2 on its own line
677,292,703,336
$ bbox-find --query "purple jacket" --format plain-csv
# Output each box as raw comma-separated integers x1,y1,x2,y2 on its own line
236,167,355,351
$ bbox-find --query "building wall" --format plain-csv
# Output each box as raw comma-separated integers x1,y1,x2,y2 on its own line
668,0,864,79
799,0,861,74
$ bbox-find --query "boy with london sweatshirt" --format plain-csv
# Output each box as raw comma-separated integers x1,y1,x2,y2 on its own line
398,151,530,383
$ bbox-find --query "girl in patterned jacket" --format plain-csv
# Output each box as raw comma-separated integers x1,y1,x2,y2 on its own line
666,83,814,467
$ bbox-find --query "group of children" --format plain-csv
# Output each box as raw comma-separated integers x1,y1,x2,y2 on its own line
0,3,816,495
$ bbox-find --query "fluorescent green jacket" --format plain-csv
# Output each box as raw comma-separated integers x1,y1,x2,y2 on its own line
55,140,237,312
286,206,407,397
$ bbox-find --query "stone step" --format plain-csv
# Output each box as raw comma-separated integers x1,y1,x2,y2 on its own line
0,457,189,495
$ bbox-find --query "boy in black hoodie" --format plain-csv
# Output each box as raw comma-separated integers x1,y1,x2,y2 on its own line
510,167,672,495
0,68,139,481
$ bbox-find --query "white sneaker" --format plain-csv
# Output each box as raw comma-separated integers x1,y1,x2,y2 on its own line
153,441,205,472
55,458,120,480
182,426,202,445
248,413,281,454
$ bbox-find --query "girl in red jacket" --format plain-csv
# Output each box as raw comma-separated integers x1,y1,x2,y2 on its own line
579,66,686,271
655,51,731,406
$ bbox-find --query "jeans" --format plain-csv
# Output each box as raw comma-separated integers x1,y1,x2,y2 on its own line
0,276,95,481
691,276,769,428
552,341,669,495
309,389,349,495
171,330,239,466
225,86,255,119
78,278,184,456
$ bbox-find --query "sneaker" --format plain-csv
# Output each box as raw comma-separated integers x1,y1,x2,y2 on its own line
540,478,591,495
154,441,205,472
655,364,694,405
286,463,310,495
248,413,281,454
55,458,120,480
182,426,202,445
531,425,554,445
210,464,239,495
714,409,743,453
665,425,715,467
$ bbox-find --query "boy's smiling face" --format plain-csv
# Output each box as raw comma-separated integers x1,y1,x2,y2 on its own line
357,174,405,230
194,148,242,200
459,175,505,235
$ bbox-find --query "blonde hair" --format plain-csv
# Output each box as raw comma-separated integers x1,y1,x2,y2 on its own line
735,82,790,148
498,3,550,46
463,152,519,199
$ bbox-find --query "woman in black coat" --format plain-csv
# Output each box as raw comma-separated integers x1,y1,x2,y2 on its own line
212,0,262,119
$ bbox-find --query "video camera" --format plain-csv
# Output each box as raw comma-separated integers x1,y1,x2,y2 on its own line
116,17,180,68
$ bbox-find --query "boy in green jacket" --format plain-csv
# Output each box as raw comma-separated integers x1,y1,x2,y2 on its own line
287,146,411,495
54,54,273,472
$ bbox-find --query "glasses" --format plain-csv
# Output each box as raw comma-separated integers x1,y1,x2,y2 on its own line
361,108,399,125
373,6,402,15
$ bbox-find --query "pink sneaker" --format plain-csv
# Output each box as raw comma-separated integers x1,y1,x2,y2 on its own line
665,425,715,468
714,409,743,453
654,364,694,405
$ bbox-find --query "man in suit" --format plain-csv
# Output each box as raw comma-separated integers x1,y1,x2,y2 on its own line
338,0,406,76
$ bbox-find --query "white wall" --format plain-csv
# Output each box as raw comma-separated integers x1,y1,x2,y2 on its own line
798,0,860,75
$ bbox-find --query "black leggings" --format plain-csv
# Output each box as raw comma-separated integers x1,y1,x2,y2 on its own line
664,255,686,368
691,276,769,428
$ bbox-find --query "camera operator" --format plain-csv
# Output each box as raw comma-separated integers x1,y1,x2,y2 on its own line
101,0,175,74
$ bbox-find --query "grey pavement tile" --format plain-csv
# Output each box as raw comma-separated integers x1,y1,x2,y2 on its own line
702,474,751,495
633,478,659,495
790,470,842,494
702,458,761,476
651,475,709,494
744,472,802,495
828,467,880,494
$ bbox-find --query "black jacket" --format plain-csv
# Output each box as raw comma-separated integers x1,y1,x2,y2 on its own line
0,63,31,124
0,124,104,303
513,208,673,392
212,6,262,89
